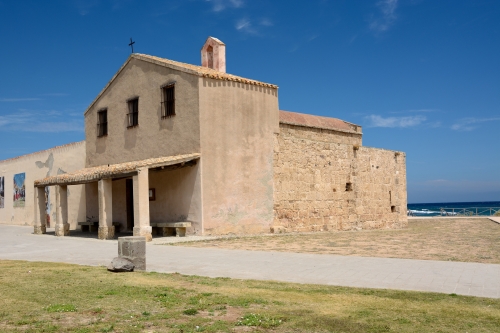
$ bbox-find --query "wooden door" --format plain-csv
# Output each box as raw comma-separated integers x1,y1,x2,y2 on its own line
126,179,134,232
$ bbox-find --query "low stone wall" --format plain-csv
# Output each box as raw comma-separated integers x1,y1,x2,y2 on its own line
278,123,362,146
273,124,407,232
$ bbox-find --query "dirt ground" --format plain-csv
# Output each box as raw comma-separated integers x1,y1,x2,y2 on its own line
174,218,500,264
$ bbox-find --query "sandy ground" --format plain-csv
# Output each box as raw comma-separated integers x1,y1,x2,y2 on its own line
174,218,500,264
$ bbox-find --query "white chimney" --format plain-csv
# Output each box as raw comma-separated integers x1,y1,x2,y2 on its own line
201,37,226,73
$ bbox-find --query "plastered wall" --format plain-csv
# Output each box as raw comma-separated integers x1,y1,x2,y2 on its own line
149,163,202,234
85,58,201,167
84,164,202,234
0,142,87,228
199,77,279,235
84,179,129,228
273,124,407,232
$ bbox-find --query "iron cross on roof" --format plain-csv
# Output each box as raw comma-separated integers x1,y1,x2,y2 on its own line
129,38,135,53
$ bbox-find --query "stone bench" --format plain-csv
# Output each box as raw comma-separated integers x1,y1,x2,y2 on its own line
150,222,191,237
78,221,98,232
78,221,121,233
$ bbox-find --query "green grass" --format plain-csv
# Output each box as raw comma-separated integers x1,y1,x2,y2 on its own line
46,304,77,313
0,260,499,332
236,313,284,328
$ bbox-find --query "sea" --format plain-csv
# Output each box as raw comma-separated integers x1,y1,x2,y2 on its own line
407,201,500,217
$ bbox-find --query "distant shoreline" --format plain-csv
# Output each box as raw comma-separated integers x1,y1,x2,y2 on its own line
407,201,500,217
408,200,500,205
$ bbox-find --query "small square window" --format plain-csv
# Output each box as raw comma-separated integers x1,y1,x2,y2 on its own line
161,85,175,118
345,182,353,191
127,98,139,127
97,109,108,137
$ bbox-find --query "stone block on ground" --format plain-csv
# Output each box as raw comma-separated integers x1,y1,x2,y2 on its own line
118,236,146,271
107,257,135,272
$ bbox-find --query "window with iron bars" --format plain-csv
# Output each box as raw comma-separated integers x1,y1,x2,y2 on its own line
127,98,139,127
161,84,175,118
97,109,108,137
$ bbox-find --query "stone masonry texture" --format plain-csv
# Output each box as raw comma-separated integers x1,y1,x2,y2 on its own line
273,123,407,232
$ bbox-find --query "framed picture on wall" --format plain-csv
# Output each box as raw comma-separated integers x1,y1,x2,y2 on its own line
13,173,26,208
0,176,4,209
149,188,156,201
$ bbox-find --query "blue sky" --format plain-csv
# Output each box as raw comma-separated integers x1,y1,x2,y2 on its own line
0,0,499,203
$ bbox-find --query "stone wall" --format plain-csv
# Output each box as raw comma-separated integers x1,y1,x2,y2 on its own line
273,124,407,232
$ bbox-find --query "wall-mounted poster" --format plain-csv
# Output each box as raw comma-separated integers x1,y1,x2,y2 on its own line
13,173,26,208
45,187,51,227
0,176,4,208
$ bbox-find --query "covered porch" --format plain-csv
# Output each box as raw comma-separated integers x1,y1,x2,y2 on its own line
33,153,200,241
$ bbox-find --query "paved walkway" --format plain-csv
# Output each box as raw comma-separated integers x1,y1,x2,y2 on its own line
490,216,500,224
1,225,499,299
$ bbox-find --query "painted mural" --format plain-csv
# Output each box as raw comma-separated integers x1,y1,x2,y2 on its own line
13,173,26,208
45,187,51,227
0,176,4,209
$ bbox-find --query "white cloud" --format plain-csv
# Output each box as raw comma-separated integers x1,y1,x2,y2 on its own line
369,0,399,33
365,114,426,128
451,117,500,131
0,112,32,127
235,17,274,35
236,18,250,30
207,0,243,12
74,0,99,16
259,18,273,27
0,111,83,133
389,108,439,114
308,34,319,42
230,0,243,7
38,93,68,97
24,121,83,133
0,98,41,102
111,0,133,11
235,18,258,34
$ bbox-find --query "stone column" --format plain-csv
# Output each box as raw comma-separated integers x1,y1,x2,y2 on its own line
98,178,115,240
34,186,47,234
133,168,152,241
55,185,70,236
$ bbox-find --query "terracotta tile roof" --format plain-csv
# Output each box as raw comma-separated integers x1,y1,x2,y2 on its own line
134,54,278,88
85,53,278,116
34,153,200,187
279,110,362,135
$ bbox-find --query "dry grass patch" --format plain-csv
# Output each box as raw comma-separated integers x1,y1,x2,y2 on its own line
1,260,500,332
174,218,500,263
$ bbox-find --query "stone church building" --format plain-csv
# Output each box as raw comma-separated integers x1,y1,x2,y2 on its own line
0,37,407,240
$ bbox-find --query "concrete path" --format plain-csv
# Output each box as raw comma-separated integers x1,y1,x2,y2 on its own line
1,225,499,299
490,216,500,224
